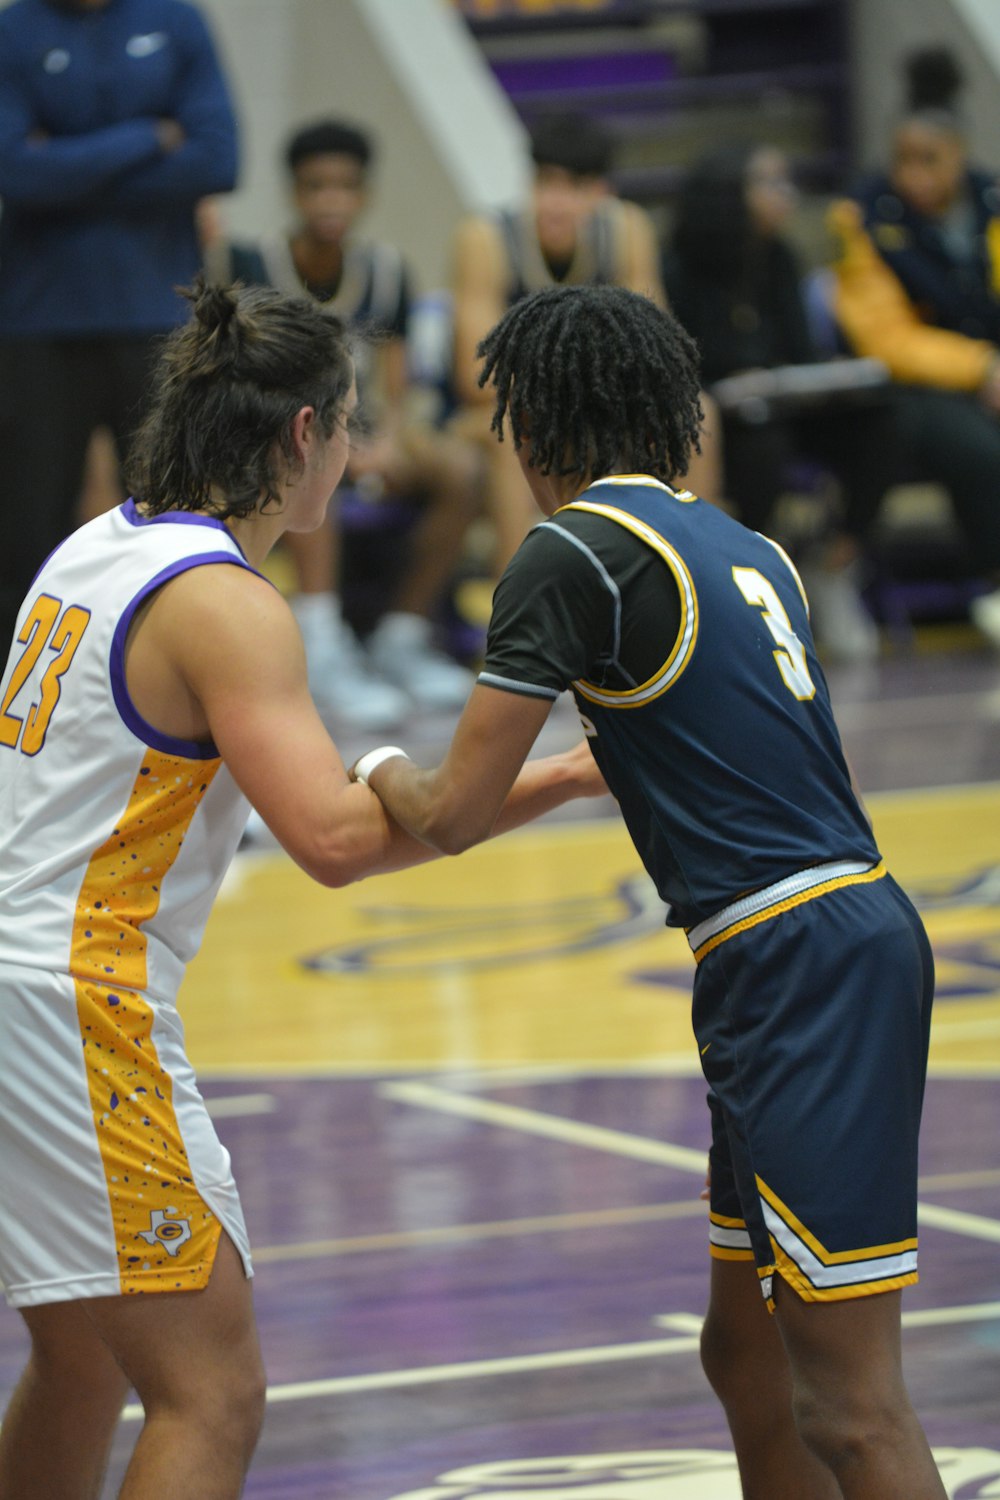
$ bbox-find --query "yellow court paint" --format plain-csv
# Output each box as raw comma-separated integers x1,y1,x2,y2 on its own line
180,785,1000,1075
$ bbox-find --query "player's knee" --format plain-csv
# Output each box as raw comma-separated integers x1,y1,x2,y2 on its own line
146,1347,266,1459
700,1306,755,1407
791,1376,905,1475
217,1352,267,1458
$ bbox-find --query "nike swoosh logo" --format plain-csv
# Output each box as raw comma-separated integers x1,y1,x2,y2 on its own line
126,32,168,58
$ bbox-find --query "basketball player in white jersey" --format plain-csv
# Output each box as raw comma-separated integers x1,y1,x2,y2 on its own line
0,279,601,1499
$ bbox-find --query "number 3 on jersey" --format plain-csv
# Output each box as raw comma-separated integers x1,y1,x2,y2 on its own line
732,566,816,701
0,594,91,755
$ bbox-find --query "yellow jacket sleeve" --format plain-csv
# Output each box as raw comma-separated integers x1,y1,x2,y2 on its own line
827,199,996,392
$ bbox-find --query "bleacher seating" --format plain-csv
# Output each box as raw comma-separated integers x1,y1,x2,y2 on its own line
457,0,852,207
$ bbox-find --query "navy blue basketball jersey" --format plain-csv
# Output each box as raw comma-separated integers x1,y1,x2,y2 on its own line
563,477,880,926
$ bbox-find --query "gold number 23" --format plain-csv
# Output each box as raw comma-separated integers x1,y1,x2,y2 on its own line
0,594,91,756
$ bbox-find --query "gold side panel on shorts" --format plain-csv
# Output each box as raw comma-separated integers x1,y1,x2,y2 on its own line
71,749,223,1294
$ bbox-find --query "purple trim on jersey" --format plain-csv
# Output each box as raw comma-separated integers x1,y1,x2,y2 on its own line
110,553,253,761
121,499,252,564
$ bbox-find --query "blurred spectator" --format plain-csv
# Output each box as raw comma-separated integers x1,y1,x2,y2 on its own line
664,143,901,662
0,0,238,658
451,111,720,572
828,46,1000,648
209,119,478,723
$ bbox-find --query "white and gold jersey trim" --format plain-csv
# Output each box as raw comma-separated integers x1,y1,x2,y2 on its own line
558,495,699,708
757,1176,919,1303
687,859,887,963
709,1210,755,1263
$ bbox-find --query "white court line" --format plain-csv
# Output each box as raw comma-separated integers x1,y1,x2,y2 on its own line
204,1093,276,1119
917,1202,1000,1244
656,1302,1000,1333
383,1083,1000,1243
194,1059,1000,1081
117,1299,1000,1422
379,1081,709,1174
118,1332,703,1421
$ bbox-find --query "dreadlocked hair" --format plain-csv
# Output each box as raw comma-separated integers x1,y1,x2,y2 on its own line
476,285,702,485
125,277,353,520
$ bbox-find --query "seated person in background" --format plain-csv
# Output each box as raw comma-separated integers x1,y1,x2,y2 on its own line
451,111,720,572
207,119,479,723
664,142,901,663
828,45,1000,648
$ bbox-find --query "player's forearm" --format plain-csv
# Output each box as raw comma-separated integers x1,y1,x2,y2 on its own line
291,778,438,886
360,747,590,857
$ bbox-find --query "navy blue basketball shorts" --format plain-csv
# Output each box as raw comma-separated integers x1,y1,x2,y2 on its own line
688,862,934,1305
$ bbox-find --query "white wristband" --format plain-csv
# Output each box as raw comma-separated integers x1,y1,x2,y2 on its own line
354,745,410,786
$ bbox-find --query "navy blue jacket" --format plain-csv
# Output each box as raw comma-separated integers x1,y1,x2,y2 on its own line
0,0,238,336
855,167,1000,346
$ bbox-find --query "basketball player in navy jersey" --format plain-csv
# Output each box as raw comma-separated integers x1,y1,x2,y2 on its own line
353,285,944,1499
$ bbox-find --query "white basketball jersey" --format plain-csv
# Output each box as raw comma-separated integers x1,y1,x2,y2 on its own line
0,501,254,997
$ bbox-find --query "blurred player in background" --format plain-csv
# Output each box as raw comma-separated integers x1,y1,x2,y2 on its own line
0,0,238,660
829,46,1000,648
209,119,480,723
451,111,720,569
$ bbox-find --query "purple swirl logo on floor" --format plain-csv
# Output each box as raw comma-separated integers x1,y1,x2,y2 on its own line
388,1448,1000,1497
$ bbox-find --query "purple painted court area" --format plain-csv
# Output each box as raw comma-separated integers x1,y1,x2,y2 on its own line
0,1071,992,1497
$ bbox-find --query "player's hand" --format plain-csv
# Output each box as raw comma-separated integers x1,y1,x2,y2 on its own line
156,118,185,154
563,738,607,798
978,354,1000,415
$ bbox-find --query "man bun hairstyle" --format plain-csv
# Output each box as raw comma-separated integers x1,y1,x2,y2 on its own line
476,284,702,486
286,118,373,174
125,278,353,520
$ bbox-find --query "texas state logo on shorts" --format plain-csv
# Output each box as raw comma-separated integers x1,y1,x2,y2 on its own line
386,1448,1000,1498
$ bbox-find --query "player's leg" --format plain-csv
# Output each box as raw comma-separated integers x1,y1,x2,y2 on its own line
701,1093,840,1499
702,1256,841,1500
83,1233,266,1500
774,1282,945,1499
387,425,482,620
0,1299,129,1500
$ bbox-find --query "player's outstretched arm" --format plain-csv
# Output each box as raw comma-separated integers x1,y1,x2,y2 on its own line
146,565,433,887
353,684,606,855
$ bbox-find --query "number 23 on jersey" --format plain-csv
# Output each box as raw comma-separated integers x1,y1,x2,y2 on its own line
0,593,91,756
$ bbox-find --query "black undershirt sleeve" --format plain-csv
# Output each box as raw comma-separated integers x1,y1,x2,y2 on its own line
479,509,683,700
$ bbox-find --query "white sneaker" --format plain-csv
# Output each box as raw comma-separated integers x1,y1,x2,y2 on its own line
291,594,408,731
369,612,474,711
800,565,880,664
969,588,1000,650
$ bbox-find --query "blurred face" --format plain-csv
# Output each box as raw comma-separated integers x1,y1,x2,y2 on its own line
745,148,796,237
533,164,607,260
292,153,367,247
891,120,966,218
